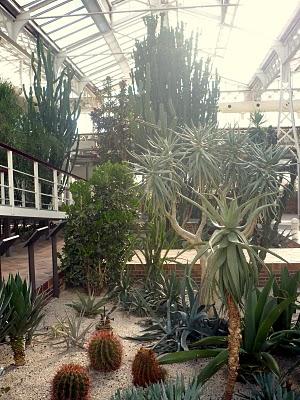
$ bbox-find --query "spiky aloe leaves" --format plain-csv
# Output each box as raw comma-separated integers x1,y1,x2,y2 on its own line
51,364,90,400
88,331,122,372
132,348,166,387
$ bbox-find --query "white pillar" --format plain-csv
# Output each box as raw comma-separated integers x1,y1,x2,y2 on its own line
7,150,14,207
1,172,5,205
34,162,40,210
53,170,59,211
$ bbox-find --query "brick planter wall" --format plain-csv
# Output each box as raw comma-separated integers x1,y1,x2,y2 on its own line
127,261,300,287
37,271,64,300
128,262,203,284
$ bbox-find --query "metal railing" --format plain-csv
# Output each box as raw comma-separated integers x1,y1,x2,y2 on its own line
0,142,82,219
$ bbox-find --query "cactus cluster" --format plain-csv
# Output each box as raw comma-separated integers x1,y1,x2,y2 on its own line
88,330,122,372
132,348,166,387
51,363,90,400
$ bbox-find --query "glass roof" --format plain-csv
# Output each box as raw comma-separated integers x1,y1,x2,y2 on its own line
0,0,299,91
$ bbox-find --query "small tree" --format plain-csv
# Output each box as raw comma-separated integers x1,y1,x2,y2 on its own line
60,162,139,293
90,77,134,163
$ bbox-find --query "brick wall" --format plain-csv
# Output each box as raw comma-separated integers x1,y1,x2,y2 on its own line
37,272,64,301
127,261,300,287
128,262,203,284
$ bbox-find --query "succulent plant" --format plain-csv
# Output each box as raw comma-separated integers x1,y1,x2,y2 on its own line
132,348,166,387
111,375,203,399
4,274,45,366
0,282,11,342
95,305,117,332
88,330,122,372
237,373,300,400
66,292,109,318
51,363,90,400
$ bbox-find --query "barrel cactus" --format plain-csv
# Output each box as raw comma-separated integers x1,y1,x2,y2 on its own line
51,364,90,400
132,348,166,387
88,330,122,372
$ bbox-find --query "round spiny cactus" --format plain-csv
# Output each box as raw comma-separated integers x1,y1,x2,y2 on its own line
132,347,166,387
88,330,122,372
51,363,90,400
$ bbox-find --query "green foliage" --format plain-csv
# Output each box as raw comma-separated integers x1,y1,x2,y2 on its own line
126,273,227,354
159,277,295,382
22,36,81,172
90,77,134,163
132,347,166,387
4,274,45,365
273,268,300,332
158,275,295,382
51,363,90,400
237,373,300,400
111,375,203,400
130,14,219,146
0,283,12,341
66,292,109,318
88,330,123,372
60,162,139,292
51,311,93,349
0,80,23,146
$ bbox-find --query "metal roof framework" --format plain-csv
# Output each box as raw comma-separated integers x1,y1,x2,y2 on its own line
0,0,300,101
0,0,240,93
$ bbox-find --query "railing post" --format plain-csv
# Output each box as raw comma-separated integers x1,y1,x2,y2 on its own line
21,180,26,207
1,171,5,205
69,177,74,204
53,169,59,211
7,150,14,207
34,161,40,210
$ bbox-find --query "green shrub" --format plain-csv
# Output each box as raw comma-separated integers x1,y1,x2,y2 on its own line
60,162,139,292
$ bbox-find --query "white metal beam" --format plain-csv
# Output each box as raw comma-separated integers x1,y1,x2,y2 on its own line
249,4,300,96
81,0,131,79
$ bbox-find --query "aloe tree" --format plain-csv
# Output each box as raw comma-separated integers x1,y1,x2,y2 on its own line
133,125,288,399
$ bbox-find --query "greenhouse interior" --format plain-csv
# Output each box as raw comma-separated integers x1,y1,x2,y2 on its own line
1,0,300,399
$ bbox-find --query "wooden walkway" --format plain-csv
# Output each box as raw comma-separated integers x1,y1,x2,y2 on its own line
1,238,63,287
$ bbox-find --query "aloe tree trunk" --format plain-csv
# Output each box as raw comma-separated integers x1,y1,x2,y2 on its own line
10,335,26,366
223,294,241,400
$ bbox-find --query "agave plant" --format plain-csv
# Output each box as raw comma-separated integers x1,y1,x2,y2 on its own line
159,275,294,382
237,373,300,400
5,274,46,366
52,311,93,349
66,292,109,317
272,268,300,332
111,375,203,400
126,274,227,354
0,283,11,342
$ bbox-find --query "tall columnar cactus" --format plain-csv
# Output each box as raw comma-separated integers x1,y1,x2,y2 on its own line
22,36,81,174
88,330,122,372
130,14,219,147
132,348,166,387
51,364,90,400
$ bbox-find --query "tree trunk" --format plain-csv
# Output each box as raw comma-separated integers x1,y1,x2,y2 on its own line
10,336,26,366
223,294,241,400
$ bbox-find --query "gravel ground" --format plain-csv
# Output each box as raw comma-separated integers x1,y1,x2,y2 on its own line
0,290,249,400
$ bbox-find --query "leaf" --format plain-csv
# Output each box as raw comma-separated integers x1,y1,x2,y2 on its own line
158,348,223,364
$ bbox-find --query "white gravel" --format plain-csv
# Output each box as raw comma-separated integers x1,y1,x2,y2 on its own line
0,290,248,400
